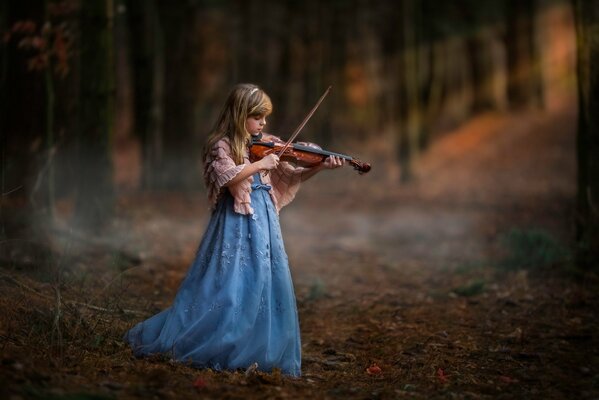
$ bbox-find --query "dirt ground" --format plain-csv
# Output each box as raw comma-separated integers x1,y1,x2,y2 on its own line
1,100,598,399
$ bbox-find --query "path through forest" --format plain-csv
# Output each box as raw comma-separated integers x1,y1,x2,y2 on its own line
1,101,597,399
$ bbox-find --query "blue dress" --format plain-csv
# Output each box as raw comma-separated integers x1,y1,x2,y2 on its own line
123,173,301,376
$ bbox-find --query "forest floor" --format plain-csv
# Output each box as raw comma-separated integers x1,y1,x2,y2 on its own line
1,100,598,399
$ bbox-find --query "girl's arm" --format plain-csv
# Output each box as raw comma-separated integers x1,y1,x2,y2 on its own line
226,154,279,186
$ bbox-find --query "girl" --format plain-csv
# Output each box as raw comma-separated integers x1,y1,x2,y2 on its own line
124,83,343,377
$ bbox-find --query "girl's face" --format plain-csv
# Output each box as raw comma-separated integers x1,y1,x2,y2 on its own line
245,114,266,136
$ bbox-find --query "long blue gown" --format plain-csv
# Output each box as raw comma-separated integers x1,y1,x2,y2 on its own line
123,174,301,376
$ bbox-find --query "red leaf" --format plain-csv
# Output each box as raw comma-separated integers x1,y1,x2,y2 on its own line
53,29,69,74
499,375,518,384
437,368,449,383
366,363,382,375
24,21,37,34
31,36,46,50
12,20,36,34
193,377,206,390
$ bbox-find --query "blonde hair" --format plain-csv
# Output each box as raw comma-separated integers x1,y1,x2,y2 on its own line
204,83,273,165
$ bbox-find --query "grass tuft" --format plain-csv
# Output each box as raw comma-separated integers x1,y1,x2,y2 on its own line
452,279,486,297
497,228,569,271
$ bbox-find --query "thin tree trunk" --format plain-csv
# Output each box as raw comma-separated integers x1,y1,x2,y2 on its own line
156,2,201,189
468,29,498,113
574,0,599,268
74,0,115,230
43,0,56,218
126,0,164,189
420,40,446,150
398,0,422,182
0,0,9,243
505,0,543,109
1,0,46,248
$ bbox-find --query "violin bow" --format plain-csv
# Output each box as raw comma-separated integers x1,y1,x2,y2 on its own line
276,85,332,157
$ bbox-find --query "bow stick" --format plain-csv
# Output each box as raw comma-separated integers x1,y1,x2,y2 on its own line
276,85,332,157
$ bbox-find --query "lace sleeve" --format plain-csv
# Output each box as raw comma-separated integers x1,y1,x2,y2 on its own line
204,140,245,207
269,161,306,210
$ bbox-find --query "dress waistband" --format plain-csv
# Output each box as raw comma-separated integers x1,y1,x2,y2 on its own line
251,183,272,191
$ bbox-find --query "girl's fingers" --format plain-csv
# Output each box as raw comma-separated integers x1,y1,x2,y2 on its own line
322,155,343,169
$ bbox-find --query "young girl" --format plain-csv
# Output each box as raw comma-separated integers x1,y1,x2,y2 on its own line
124,83,343,377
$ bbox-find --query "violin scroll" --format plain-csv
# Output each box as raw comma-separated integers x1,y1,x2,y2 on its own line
349,159,371,174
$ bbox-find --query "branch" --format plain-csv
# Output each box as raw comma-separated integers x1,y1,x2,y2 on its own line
0,272,150,317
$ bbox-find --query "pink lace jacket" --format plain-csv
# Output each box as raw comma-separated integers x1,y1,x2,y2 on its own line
203,137,306,215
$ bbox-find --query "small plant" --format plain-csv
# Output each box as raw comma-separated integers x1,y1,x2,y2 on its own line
307,277,326,301
497,228,568,271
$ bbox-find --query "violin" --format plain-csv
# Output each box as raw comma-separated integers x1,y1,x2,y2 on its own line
249,133,371,174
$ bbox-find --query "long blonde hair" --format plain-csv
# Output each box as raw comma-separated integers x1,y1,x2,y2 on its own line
203,83,273,165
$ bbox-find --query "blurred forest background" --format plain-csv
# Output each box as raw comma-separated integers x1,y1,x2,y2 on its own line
0,0,597,254
1,0,599,398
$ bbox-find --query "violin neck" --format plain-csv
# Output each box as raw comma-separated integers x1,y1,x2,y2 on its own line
290,143,354,161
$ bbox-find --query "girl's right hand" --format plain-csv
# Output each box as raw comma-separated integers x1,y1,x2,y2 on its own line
259,154,280,170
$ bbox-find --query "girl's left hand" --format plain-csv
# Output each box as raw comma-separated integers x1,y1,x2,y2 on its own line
322,155,344,169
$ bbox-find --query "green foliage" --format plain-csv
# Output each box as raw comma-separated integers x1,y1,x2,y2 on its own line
92,334,105,349
454,261,486,275
452,279,486,297
307,277,326,301
497,228,569,271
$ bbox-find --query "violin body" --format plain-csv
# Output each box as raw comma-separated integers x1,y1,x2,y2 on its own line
250,134,371,174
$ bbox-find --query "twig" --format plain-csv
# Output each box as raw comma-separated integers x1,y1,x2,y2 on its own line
1,185,23,196
30,144,57,208
87,265,136,310
51,284,64,361
0,272,149,316
587,186,598,217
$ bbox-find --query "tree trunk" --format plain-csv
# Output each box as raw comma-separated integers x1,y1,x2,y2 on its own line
0,0,9,243
574,0,599,269
126,0,164,189
73,0,115,230
398,0,422,182
505,0,544,109
420,40,446,150
1,0,46,238
156,2,202,189
468,29,499,113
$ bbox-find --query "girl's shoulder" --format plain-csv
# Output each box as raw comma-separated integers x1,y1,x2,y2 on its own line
206,137,233,161
213,137,232,152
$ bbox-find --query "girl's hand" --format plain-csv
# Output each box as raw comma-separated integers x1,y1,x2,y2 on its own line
259,154,280,170
322,155,344,169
